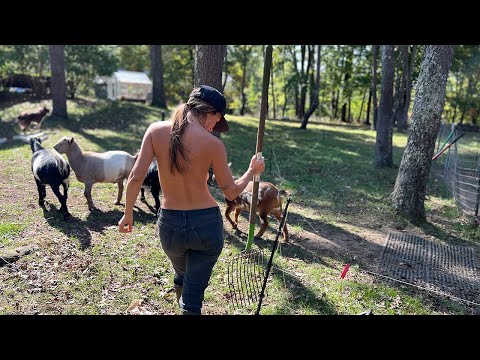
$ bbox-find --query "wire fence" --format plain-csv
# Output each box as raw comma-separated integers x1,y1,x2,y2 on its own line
434,123,480,222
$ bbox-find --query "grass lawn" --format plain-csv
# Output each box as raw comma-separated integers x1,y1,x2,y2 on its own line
0,95,478,315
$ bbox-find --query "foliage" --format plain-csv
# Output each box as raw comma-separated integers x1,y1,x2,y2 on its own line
1,44,480,125
118,45,150,72
64,45,119,98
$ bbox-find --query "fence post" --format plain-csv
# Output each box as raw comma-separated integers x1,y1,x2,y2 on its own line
475,159,480,219
453,141,460,207
436,122,445,153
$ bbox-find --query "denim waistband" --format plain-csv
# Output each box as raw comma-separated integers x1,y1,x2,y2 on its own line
157,206,221,229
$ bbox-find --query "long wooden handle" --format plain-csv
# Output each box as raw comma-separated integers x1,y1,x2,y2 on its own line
245,45,273,252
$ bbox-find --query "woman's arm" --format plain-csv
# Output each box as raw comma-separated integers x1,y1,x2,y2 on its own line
212,142,264,201
118,125,155,233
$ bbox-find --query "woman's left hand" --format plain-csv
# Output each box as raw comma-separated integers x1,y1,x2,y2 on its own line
118,213,133,233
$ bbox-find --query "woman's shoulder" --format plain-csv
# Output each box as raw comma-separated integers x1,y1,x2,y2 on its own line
148,120,171,134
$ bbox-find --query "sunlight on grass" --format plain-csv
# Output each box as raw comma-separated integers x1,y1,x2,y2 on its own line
0,97,477,315
0,222,25,246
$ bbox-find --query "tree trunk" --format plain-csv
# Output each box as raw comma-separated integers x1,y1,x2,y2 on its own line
330,90,336,119
289,46,300,119
341,103,347,122
393,45,408,131
194,45,226,90
300,45,321,129
348,96,352,122
365,88,372,125
189,47,195,87
49,45,67,119
357,88,367,122
282,61,288,117
399,45,417,130
240,45,248,116
391,45,454,221
271,66,276,119
150,45,166,108
195,45,227,139
298,45,308,119
222,48,228,92
375,45,395,167
371,45,379,130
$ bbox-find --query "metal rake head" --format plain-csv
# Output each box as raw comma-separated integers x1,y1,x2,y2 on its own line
227,249,266,311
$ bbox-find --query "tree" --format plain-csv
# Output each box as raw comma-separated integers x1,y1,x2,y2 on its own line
391,45,454,221
239,45,251,115
399,45,417,130
194,45,227,182
300,45,322,129
64,45,118,99
392,45,408,131
371,45,379,130
49,45,67,119
375,45,395,167
0,45,50,97
162,45,195,105
194,45,226,91
118,46,149,72
150,45,166,108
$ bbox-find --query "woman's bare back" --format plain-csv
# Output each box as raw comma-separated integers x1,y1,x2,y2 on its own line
151,120,222,210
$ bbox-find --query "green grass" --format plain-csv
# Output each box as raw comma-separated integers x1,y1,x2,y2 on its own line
0,95,478,315
0,223,25,246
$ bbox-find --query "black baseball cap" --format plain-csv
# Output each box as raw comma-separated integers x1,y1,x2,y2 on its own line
189,85,229,132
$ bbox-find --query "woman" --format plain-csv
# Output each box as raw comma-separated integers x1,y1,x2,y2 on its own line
118,85,265,315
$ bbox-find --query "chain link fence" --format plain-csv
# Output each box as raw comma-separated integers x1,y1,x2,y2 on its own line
434,123,480,222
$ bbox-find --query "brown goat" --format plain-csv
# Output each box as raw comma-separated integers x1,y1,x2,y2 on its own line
17,106,49,133
224,181,289,242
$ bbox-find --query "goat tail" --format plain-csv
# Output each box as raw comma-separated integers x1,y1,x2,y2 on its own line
277,189,288,206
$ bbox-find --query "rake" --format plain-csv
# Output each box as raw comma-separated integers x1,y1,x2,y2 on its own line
227,197,291,315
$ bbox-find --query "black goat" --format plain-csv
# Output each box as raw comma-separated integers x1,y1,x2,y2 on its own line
30,137,71,219
141,158,161,214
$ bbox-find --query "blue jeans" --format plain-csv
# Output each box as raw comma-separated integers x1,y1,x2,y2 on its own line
157,206,224,314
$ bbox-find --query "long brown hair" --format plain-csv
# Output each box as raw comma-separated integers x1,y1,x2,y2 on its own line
169,90,217,174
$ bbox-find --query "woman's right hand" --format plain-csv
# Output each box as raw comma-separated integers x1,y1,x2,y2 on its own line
118,213,133,233
249,154,265,176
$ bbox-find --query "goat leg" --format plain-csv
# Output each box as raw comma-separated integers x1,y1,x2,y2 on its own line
35,179,46,207
234,208,241,227
273,210,289,243
224,204,237,229
51,184,70,219
255,212,269,239
151,184,161,214
115,180,124,205
61,181,71,219
84,183,95,211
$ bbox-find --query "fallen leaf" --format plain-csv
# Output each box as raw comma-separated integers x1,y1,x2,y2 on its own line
126,299,143,312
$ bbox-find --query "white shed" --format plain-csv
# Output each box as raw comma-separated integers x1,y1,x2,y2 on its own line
107,70,152,102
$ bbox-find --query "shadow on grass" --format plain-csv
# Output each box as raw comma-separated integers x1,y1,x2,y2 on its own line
224,232,338,315
0,139,28,151
42,204,92,250
420,220,479,246
266,269,338,315
41,204,155,250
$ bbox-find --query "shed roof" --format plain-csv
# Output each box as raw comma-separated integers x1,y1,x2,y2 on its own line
113,70,152,85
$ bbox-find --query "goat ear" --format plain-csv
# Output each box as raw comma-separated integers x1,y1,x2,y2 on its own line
69,137,74,143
